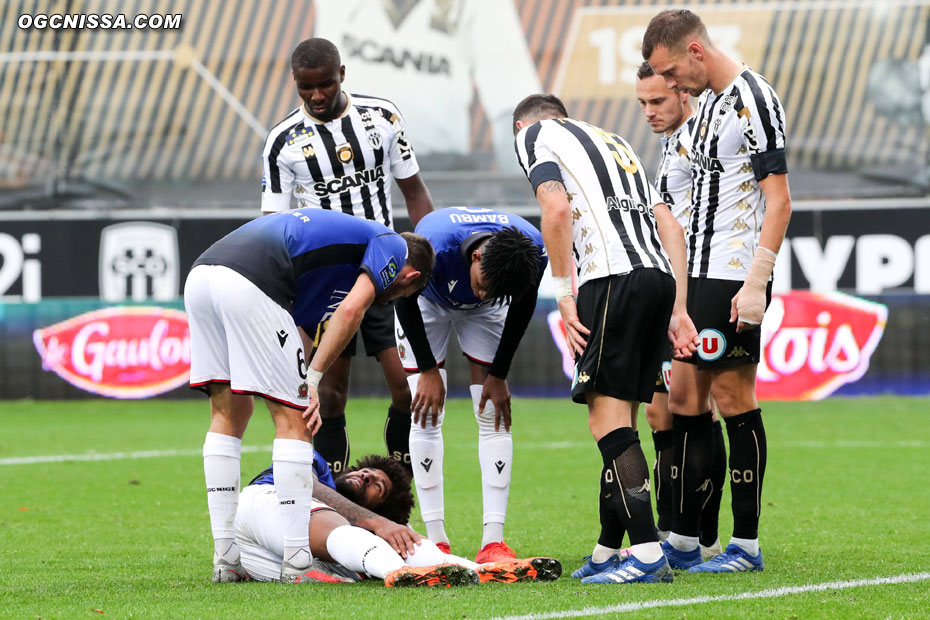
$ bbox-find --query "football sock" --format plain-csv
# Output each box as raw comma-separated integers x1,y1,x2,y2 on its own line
472,385,511,546
597,427,658,546
408,373,447,543
700,420,727,547
591,544,620,563
666,532,699,552
671,412,714,538
326,525,404,579
628,542,664,564
404,540,479,570
384,406,412,473
729,536,760,557
203,432,242,564
597,462,625,550
652,429,674,534
315,414,349,474
273,438,315,569
725,408,767,540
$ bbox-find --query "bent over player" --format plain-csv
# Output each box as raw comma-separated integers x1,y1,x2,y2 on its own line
393,207,547,562
514,94,698,584
643,9,791,573
185,208,433,583
261,37,435,475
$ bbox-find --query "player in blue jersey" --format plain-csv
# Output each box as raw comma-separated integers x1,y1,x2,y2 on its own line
394,207,547,563
184,208,434,584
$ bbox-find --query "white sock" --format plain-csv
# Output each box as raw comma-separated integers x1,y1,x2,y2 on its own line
203,432,242,564
408,372,448,543
325,525,404,579
629,542,664,564
471,384,511,547
405,540,480,570
729,536,760,556
273,438,314,569
667,532,699,552
592,543,619,563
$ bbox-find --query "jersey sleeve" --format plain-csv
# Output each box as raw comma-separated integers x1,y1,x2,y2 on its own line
386,106,420,180
739,73,788,181
360,232,408,294
515,122,564,192
261,130,296,213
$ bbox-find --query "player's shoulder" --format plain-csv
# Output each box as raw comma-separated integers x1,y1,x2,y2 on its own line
351,93,405,123
736,68,782,105
263,107,304,148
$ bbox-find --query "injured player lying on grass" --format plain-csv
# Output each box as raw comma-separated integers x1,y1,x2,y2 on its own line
234,453,561,587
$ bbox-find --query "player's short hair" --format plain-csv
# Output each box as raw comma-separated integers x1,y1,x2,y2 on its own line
344,455,414,524
401,232,435,290
641,9,709,61
291,38,341,72
636,61,656,80
512,94,569,134
481,227,541,301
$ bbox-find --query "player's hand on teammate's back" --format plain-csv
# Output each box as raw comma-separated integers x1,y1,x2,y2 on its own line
557,296,590,359
479,375,512,432
371,519,424,559
412,367,445,428
302,387,323,434
730,286,764,334
668,309,700,359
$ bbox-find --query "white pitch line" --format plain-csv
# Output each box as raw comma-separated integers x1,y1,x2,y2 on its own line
0,445,270,465
490,572,930,620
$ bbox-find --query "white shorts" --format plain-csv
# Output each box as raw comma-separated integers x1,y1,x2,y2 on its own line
395,296,508,371
235,485,356,582
184,265,309,409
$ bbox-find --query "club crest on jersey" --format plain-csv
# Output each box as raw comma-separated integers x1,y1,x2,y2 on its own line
379,256,399,289
298,382,308,399
700,119,707,138
697,329,727,361
336,143,354,164
366,129,383,149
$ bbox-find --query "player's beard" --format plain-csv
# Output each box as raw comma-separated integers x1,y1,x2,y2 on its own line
335,476,365,504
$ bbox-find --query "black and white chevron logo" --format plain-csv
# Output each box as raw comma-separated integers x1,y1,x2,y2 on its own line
495,460,506,474
421,458,433,472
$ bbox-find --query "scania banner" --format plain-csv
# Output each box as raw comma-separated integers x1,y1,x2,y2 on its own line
32,306,191,399
547,291,888,401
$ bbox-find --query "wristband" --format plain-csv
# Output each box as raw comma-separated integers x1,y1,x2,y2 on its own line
552,276,573,300
307,368,323,389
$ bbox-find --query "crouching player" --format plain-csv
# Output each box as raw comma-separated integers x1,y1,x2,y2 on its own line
235,452,562,586
394,207,547,563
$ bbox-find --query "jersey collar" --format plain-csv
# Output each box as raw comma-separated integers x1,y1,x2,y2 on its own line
302,93,353,125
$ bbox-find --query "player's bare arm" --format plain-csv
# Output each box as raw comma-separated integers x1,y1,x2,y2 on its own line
653,202,699,358
730,173,792,333
397,173,435,227
536,179,589,358
312,483,423,558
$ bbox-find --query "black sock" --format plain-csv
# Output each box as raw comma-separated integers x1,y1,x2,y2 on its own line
597,466,626,549
670,412,714,537
725,409,766,540
652,430,674,533
383,406,412,473
315,415,349,474
699,420,727,547
597,428,658,546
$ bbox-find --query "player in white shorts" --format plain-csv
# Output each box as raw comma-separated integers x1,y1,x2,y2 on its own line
393,207,548,563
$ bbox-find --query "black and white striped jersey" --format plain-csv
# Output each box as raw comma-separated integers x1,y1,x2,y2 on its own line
260,93,419,228
515,117,672,288
687,68,787,280
655,114,696,228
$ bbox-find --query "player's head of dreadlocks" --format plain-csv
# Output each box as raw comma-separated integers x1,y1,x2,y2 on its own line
512,94,569,135
338,455,415,524
291,37,342,72
479,227,541,302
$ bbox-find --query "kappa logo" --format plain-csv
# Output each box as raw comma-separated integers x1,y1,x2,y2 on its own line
495,460,506,474
420,458,433,472
728,346,749,358
447,280,457,293
277,329,289,348
577,371,591,383
636,479,651,493
698,329,727,361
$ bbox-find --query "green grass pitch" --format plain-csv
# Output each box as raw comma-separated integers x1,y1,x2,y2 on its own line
2,396,929,618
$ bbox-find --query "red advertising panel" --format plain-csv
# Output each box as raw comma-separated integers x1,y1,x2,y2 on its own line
33,307,190,399
548,291,887,401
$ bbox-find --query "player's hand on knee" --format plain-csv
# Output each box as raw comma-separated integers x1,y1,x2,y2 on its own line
373,519,424,559
412,367,445,428
557,297,589,358
480,376,512,432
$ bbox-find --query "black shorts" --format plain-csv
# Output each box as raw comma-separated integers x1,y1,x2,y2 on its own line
684,277,772,370
342,301,397,358
571,269,675,405
654,340,673,394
